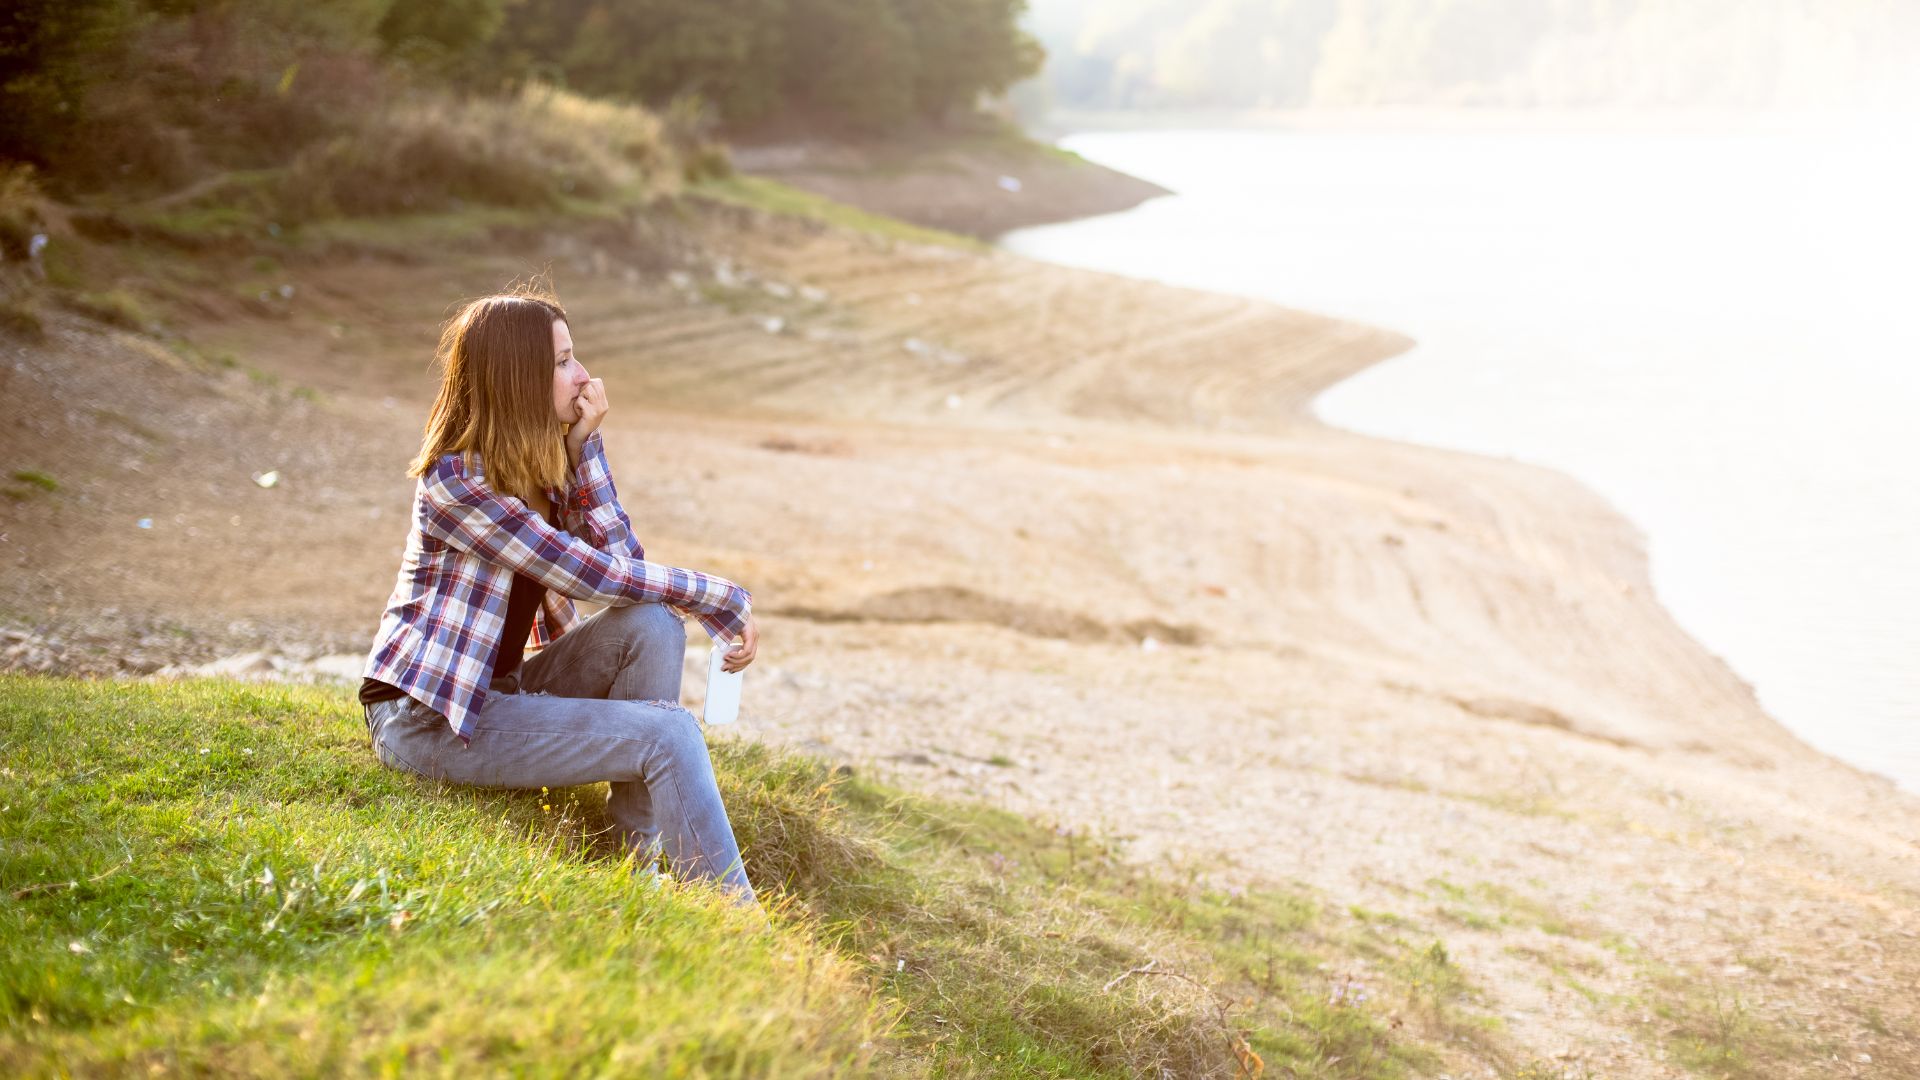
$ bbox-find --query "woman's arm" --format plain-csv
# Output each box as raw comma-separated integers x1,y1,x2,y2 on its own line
554,429,643,558
420,453,749,643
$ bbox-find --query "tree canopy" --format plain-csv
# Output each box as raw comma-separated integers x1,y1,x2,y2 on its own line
1,0,1046,185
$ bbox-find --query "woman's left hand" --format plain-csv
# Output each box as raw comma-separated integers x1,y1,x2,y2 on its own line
571,377,608,439
722,614,758,673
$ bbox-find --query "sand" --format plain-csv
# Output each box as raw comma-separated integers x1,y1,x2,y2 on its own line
3,200,1917,1077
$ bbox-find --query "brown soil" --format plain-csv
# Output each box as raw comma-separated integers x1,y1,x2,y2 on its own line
3,198,1917,1077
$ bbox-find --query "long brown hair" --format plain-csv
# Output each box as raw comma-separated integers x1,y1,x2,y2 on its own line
407,287,571,508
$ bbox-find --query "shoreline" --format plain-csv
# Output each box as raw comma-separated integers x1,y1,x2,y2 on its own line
1307,365,1920,797
1003,118,1919,796
4,181,1919,1074
727,130,1171,239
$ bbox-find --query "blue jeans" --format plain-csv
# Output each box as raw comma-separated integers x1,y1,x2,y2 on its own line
363,601,759,910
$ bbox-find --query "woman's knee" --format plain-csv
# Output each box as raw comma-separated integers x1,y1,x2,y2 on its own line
605,601,684,650
636,702,709,763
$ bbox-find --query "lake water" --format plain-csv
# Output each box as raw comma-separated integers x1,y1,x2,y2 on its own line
1001,120,1920,791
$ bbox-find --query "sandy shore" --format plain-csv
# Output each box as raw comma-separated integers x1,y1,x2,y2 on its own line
4,197,1918,1076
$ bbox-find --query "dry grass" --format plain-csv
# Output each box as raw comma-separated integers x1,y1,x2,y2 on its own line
272,81,678,222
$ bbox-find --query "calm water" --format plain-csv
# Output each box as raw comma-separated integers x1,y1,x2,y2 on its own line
1001,122,1920,790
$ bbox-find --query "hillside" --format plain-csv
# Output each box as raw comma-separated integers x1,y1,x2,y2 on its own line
4,673,1472,1076
3,164,1918,1077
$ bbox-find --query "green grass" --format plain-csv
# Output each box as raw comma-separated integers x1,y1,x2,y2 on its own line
3,470,60,502
1640,968,1799,1080
8,471,57,493
57,289,153,332
0,294,45,340
284,197,636,257
951,117,1094,167
0,675,1470,1076
691,175,986,252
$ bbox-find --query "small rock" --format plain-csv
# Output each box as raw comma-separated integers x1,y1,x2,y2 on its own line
306,654,365,681
196,651,274,677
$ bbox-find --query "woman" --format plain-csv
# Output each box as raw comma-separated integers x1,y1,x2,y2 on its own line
358,288,763,913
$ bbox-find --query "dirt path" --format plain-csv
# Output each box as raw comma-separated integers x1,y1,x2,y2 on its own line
4,204,1917,1077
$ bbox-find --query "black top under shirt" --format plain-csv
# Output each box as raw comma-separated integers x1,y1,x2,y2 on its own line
489,570,548,679
358,571,549,706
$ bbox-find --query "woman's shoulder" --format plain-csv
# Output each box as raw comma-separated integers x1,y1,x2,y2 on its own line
421,447,482,482
414,449,498,508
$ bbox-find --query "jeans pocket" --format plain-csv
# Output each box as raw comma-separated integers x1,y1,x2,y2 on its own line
374,718,434,778
363,698,433,775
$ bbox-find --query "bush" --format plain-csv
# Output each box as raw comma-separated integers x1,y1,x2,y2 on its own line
10,6,397,199
0,164,64,263
270,81,672,221
0,0,143,178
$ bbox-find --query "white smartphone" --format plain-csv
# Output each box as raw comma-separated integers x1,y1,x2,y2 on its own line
703,642,745,725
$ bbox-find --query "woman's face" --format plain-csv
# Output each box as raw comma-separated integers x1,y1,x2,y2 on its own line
551,319,590,424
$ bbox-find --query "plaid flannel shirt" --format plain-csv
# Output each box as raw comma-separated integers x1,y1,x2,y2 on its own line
361,429,752,745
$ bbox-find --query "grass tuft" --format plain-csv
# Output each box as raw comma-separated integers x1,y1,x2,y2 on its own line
691,175,986,252
9,471,58,493
58,289,153,331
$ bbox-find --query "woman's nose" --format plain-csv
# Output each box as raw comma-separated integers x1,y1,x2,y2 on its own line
573,364,591,387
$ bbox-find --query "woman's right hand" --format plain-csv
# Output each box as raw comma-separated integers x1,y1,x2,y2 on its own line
721,614,758,673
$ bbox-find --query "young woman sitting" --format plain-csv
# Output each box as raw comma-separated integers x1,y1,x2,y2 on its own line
357,288,763,915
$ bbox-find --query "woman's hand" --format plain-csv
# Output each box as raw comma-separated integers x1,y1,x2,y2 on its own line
569,377,608,444
721,614,758,673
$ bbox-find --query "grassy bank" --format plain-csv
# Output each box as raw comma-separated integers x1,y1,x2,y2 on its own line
0,675,1485,1077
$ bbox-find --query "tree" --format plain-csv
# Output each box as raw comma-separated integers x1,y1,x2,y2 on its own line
897,0,1044,120
783,0,916,129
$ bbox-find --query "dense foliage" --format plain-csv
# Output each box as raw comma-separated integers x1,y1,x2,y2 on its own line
482,0,1043,130
0,0,1044,194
